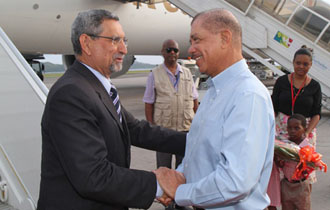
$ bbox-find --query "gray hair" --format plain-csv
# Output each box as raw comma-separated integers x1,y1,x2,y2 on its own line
71,9,119,55
192,8,242,43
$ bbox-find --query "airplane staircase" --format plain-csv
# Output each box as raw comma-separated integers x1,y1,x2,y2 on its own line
168,0,330,109
0,27,48,209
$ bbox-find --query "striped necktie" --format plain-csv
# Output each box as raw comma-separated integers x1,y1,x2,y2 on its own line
110,84,122,123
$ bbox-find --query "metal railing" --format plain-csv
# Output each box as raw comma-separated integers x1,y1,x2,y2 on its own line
0,144,35,209
0,27,48,103
223,0,330,52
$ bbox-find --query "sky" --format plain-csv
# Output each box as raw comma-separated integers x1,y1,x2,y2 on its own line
44,54,163,65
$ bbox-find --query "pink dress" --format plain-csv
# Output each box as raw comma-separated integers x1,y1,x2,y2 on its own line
267,162,281,207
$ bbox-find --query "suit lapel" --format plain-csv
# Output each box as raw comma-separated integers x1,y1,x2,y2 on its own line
119,107,131,167
98,92,125,132
72,61,125,133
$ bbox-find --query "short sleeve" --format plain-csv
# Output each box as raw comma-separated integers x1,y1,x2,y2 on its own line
143,72,155,104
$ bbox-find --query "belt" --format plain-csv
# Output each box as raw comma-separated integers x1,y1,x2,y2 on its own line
285,177,306,183
193,207,205,210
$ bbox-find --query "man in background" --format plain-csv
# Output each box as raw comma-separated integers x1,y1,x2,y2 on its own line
143,39,198,170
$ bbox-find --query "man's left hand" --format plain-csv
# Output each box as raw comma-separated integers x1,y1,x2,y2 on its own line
154,167,186,199
157,192,172,206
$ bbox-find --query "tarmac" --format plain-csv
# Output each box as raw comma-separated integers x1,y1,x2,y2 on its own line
44,72,330,210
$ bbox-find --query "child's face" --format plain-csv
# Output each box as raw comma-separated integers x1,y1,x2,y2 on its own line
287,118,306,144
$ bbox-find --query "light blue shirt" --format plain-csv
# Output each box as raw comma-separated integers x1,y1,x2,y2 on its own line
175,59,275,209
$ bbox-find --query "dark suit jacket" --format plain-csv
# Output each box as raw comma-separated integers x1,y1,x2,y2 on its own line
37,61,186,210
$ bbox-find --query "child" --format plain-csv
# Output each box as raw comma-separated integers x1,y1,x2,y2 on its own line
279,114,312,210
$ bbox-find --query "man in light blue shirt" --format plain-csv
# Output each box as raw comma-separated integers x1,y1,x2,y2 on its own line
154,8,275,210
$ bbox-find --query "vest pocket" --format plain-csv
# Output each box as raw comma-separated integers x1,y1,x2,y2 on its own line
154,103,172,127
183,109,194,129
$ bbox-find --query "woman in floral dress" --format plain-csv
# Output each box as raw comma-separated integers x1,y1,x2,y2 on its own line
267,46,322,210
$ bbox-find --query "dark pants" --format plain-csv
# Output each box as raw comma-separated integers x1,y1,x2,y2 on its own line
156,152,183,169
156,130,187,169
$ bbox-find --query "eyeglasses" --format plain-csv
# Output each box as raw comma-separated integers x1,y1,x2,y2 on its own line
87,34,128,46
165,47,179,53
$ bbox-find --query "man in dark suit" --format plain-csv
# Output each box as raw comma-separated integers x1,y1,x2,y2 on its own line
37,9,185,210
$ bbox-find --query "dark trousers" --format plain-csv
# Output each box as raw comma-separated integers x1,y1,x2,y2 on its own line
156,130,187,169
156,152,183,169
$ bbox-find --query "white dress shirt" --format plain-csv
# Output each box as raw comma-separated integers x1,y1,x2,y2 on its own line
81,62,111,93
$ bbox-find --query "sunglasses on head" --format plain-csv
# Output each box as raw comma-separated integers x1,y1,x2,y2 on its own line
165,47,179,53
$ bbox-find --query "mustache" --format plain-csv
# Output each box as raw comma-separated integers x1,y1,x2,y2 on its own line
190,54,199,60
113,53,125,60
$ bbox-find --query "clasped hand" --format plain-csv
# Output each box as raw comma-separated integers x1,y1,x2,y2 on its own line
153,167,186,206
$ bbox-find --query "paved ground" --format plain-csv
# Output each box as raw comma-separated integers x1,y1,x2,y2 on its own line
44,73,330,210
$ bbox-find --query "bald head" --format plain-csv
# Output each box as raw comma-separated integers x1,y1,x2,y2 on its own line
192,9,242,45
161,39,179,69
162,39,179,50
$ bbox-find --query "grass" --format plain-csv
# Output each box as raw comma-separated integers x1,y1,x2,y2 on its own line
127,70,151,74
44,69,151,78
44,73,64,78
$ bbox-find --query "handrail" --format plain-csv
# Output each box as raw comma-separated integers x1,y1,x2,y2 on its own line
244,0,256,15
316,22,330,43
0,144,35,209
0,27,48,104
253,0,330,51
284,1,304,26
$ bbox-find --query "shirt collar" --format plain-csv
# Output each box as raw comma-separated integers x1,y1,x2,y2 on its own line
81,62,111,94
163,63,182,76
208,59,248,93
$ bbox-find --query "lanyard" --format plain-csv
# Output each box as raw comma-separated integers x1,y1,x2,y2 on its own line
290,73,307,114
174,72,180,88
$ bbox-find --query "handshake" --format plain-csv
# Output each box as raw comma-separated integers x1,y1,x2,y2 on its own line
153,167,186,206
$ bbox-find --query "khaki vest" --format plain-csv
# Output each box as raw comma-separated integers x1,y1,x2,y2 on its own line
153,64,195,131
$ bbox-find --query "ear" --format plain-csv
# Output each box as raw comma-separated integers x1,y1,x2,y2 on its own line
161,48,167,57
220,29,232,48
79,34,93,56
